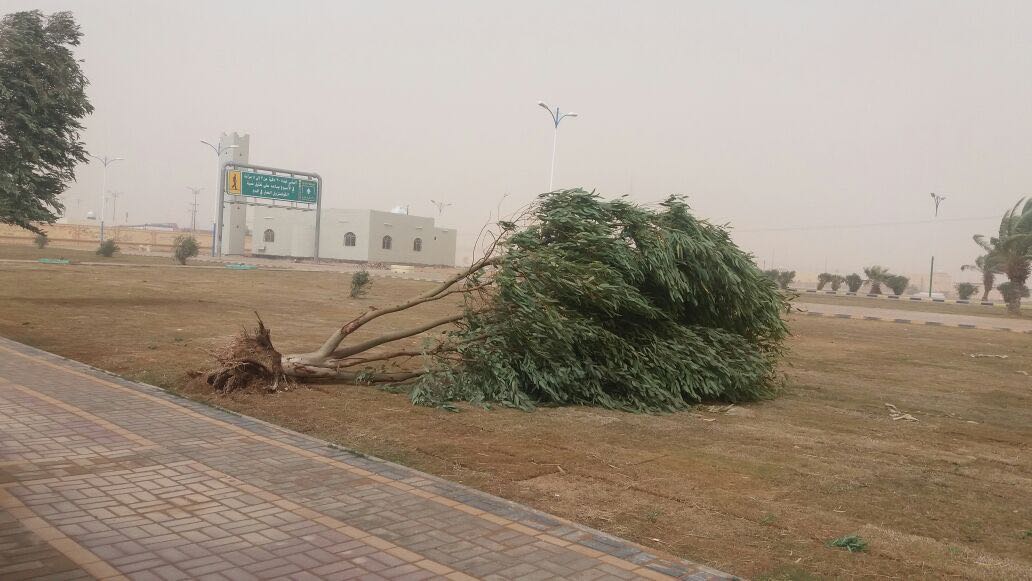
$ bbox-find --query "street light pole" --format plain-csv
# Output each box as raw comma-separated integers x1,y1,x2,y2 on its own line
108,191,122,226
200,140,239,256
929,193,946,298
537,101,578,191
88,154,124,242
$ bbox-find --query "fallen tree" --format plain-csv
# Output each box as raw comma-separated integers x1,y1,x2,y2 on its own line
203,190,791,411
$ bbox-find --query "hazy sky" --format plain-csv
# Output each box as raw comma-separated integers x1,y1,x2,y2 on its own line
8,0,1032,278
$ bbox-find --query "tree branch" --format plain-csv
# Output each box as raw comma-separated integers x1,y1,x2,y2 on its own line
330,312,465,359
309,255,499,358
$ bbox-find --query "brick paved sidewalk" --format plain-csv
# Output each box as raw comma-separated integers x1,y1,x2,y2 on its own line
0,337,733,580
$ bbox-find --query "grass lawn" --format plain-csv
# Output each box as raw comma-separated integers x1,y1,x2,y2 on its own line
1,243,1029,579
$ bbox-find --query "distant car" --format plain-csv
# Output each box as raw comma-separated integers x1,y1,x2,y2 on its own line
909,292,947,300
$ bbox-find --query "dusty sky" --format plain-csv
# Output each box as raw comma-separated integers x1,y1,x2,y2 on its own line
8,0,1032,278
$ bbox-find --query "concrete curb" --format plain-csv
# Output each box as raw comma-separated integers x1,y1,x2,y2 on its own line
790,287,1000,307
799,309,1028,333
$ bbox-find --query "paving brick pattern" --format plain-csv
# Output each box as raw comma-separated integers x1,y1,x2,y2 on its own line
0,337,733,580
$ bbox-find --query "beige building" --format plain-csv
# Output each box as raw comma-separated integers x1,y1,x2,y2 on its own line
252,207,456,266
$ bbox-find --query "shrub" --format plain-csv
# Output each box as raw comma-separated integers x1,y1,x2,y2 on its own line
816,272,833,290
172,235,199,265
828,534,868,553
96,239,119,257
955,282,978,300
350,269,372,298
34,233,49,249
830,274,845,291
886,274,909,296
762,269,795,290
844,273,863,293
776,270,796,290
998,281,1029,314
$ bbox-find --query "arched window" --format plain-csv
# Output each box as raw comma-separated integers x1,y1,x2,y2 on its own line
263,229,275,243
382,235,392,250
344,232,356,247
413,237,422,252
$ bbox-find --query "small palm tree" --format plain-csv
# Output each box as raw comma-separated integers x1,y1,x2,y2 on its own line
975,198,1032,313
829,274,845,292
844,273,863,293
816,272,833,290
863,265,890,295
961,253,1001,302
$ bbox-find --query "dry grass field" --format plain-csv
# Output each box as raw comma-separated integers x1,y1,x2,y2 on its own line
1,243,1030,579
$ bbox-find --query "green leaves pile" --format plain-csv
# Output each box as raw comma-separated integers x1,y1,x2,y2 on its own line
413,190,790,412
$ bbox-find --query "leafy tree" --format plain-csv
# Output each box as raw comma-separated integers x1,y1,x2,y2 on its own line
96,238,118,257
350,269,372,298
0,11,93,234
816,272,833,290
171,234,199,265
955,282,978,301
33,232,48,248
844,273,863,293
205,190,791,411
886,274,909,296
961,252,1002,302
863,265,890,295
974,198,1032,314
829,274,845,292
762,268,795,290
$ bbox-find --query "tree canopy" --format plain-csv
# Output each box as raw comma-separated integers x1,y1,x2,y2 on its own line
0,10,93,234
411,190,790,411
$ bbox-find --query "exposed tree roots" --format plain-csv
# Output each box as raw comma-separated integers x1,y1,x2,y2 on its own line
202,314,293,393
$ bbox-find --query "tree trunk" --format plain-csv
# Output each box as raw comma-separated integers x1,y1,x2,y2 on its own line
981,272,993,302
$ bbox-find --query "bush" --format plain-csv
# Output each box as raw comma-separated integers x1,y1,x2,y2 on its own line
172,235,199,265
886,274,909,296
762,269,796,290
350,269,372,298
816,272,833,290
34,233,49,249
844,273,863,293
830,274,845,291
955,282,978,300
96,239,119,257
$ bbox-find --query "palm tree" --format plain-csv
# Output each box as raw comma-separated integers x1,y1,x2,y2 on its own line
961,253,1001,302
976,198,1032,314
863,265,891,295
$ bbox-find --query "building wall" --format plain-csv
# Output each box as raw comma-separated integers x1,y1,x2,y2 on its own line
251,207,456,266
319,209,370,262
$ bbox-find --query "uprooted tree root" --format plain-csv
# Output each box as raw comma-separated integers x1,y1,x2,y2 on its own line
199,314,295,393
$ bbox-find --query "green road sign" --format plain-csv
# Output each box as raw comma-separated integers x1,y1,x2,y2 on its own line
234,171,319,203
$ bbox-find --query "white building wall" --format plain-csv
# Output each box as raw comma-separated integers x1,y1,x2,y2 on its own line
318,209,370,262
253,206,456,266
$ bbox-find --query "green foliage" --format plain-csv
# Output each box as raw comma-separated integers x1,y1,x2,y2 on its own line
762,269,796,290
171,234,199,265
412,190,790,412
973,198,1032,313
844,273,863,293
863,265,890,294
350,269,372,298
955,282,978,301
33,232,48,249
829,274,845,292
827,534,868,553
962,254,1001,301
816,272,833,290
96,238,119,257
0,11,93,234
886,274,909,296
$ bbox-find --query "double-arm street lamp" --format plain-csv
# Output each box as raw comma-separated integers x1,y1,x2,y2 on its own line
88,154,124,241
537,101,578,192
200,140,239,255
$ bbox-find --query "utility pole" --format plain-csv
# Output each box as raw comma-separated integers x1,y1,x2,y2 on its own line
929,193,946,297
186,187,202,231
108,191,122,226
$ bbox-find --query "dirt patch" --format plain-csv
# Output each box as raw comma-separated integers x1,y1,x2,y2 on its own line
1,243,1030,579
